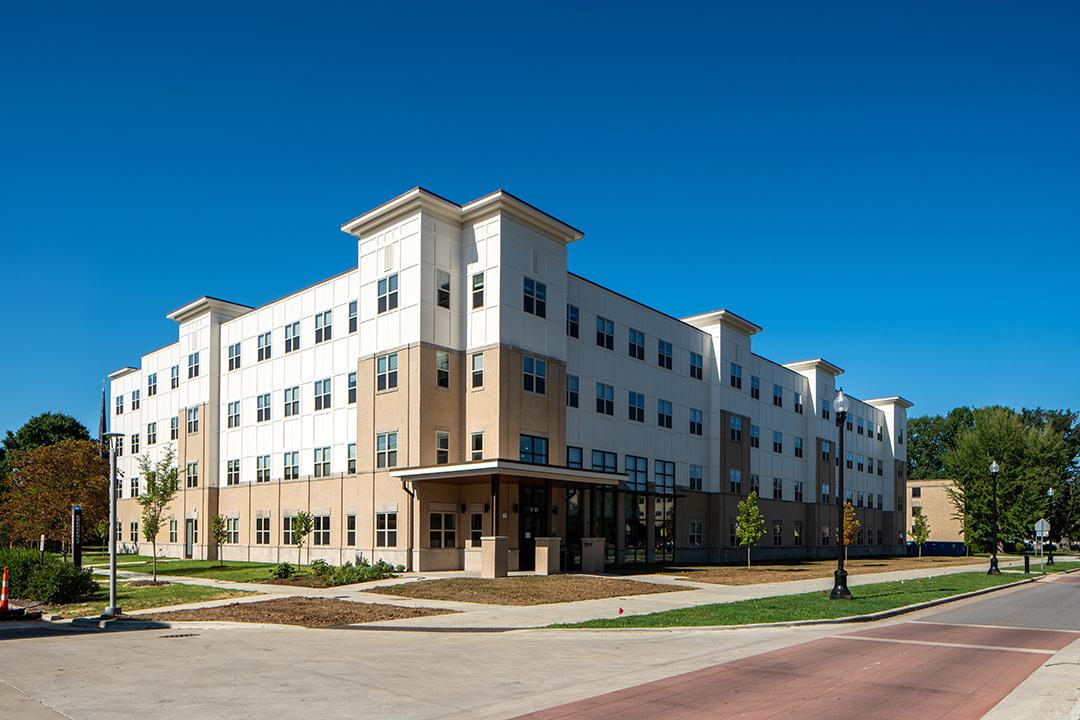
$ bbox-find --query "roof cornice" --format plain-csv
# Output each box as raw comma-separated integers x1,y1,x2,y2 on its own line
167,296,252,324
784,358,845,377
681,309,762,336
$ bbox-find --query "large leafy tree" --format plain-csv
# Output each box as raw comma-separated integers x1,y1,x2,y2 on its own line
736,491,765,568
908,407,974,480
1,412,91,484
0,439,109,557
137,445,180,581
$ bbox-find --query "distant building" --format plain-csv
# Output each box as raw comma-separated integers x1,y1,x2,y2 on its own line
907,478,965,545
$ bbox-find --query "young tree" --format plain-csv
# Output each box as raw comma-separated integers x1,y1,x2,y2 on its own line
842,502,861,563
211,515,228,568
736,491,766,568
291,511,313,567
910,507,930,559
137,445,180,581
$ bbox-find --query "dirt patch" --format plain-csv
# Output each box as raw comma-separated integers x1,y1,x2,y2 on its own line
120,596,457,628
260,575,335,588
649,556,987,586
366,575,688,606
127,580,172,588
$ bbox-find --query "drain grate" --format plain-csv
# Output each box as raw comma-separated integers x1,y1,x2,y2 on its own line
160,633,200,638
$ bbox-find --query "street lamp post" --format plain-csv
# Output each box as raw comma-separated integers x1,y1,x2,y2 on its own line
830,388,852,600
988,461,1000,576
102,432,123,618
1047,487,1055,566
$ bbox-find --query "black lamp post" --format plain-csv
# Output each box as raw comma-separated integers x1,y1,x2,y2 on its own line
1046,487,1055,566
830,388,852,600
988,461,1000,576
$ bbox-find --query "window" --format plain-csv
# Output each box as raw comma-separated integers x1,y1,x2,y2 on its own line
822,399,831,420
566,305,579,337
898,429,904,444
857,491,864,508
258,332,272,361
822,441,831,462
131,389,140,410
750,474,760,493
657,399,672,428
257,455,271,482
257,393,271,422
877,494,883,510
314,379,331,410
595,316,614,350
346,515,356,546
348,443,356,474
628,392,645,422
690,408,703,436
658,340,672,370
857,417,864,435
878,426,883,441
471,433,483,461
224,518,238,544
376,432,397,468
794,521,803,547
284,386,300,416
472,272,484,309
147,422,156,446
131,477,140,497
226,459,239,486
519,434,548,464
794,437,803,458
566,375,578,407
436,431,449,464
822,524,830,546
348,372,357,403
188,352,200,379
471,513,483,547
626,456,647,490
115,436,123,456
731,417,743,441
730,520,738,547
471,354,483,388
878,459,883,476
567,446,583,469
378,274,399,313
628,329,645,360
867,420,874,438
750,424,760,448
730,363,742,388
285,321,300,353
377,353,398,391
773,477,783,500
349,301,357,333
592,450,617,473
314,447,330,477
596,383,614,416
436,270,451,309
690,352,703,380
858,454,864,472
846,451,853,469
256,517,270,545
227,401,240,428
523,278,546,318
794,481,803,502
435,352,450,388
430,512,456,548
898,495,905,512
773,431,783,454
794,393,803,414
729,469,742,494
186,461,198,488
846,489,854,504
655,460,675,489
773,521,783,546
228,343,240,371
313,516,330,545
689,465,702,491
772,384,782,407
115,395,123,415
147,373,157,397
376,512,397,547
131,433,140,454
750,376,760,399
315,310,332,343
170,365,179,389
130,521,138,542
689,518,703,548
822,484,830,504
283,452,297,480
846,416,853,431
523,356,546,394
187,407,199,434
283,516,294,545
170,417,178,440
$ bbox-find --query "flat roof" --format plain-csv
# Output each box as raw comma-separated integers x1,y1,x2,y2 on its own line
393,459,624,487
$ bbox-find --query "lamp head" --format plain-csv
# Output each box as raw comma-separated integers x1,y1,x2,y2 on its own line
834,388,849,414
990,461,1000,475
1048,487,1055,498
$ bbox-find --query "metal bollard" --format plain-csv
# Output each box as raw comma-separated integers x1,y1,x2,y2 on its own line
1024,554,1030,573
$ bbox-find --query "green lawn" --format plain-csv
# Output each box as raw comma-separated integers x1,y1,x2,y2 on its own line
110,559,286,583
45,582,254,619
553,572,1032,629
81,552,156,565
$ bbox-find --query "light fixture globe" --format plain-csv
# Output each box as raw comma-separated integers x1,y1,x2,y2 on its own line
990,461,1000,474
1048,487,1055,498
834,388,848,414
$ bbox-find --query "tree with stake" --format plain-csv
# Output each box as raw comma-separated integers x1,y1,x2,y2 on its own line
210,515,228,567
291,511,313,567
910,507,930,559
842,502,861,564
736,491,766,568
136,445,179,581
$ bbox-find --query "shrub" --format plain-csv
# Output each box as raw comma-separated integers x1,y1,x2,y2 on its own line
395,565,406,573
269,562,293,579
310,559,332,577
0,548,99,603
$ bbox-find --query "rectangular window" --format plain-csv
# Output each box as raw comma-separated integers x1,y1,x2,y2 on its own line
730,520,738,547
284,386,299,416
376,432,398,469
730,363,742,388
472,272,484,309
115,395,123,415
628,391,645,422
729,469,742,494
116,436,123,457
131,476,140,497
257,455,270,483
314,379,331,410
750,424,760,448
689,464,702,491
258,332,272,361
592,450,617,473
773,431,783,454
130,433,140,454
470,513,483,547
346,515,356,546
282,451,297,480
794,393,803,414
188,352,200,379
655,460,675,490
436,352,450,388
285,321,300,353
186,461,198,488
690,408,703,436
567,446,583,469
731,417,743,441
168,519,178,543
898,495,905,512
690,352,703,380
171,365,179,389
878,459,883,476
471,354,483,388
283,516,293,545
314,447,330,477
857,491,864,508
596,383,614,416
858,454,864,472
147,373,157,397
170,416,178,440
773,477,783,500
313,516,330,545
348,372,357,403
773,521,783,546
595,316,614,350
376,512,397,547
227,401,239,428
256,517,270,545
225,518,238,544
315,310,332,343
847,415,853,431
227,459,239,486
349,301,357,333
822,524,830,546
847,489,854,504
429,512,456,549
187,407,199,434
628,328,645,360
689,518,703,548
522,278,546,318
377,353,398,391
519,434,548,464
846,451,853,469
566,375,579,407
822,441,831,462
131,389,140,410
822,484,830,504
794,437,803,458
655,399,671,428
867,420,874,437
436,270,451,309
858,417,864,435
877,494,883,510
750,474,760,494
436,431,449,464
899,429,904,444
523,356,546,394
750,375,760,399
772,384,782,407
626,455,647,490
348,443,356,474
147,422,157,446
228,342,241,371
794,521,803,546
822,399,831,420
658,340,672,370
130,521,138,542
566,305,579,337
257,393,271,422
378,274,399,313
794,481,803,502
471,433,483,461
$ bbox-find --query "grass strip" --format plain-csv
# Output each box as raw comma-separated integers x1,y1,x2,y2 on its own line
42,582,255,619
552,571,1032,629
105,559,282,583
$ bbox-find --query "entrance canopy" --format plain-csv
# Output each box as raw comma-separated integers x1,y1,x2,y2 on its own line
392,459,625,488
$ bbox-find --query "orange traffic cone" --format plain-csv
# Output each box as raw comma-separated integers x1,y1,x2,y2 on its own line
1,567,9,612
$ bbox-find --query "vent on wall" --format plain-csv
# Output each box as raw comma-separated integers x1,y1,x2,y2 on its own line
383,245,394,272
531,248,540,275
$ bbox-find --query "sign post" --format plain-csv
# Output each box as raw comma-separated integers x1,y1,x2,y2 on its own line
1034,519,1050,573
72,505,83,568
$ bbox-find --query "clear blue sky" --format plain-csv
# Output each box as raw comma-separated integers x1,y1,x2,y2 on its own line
2,1,1078,439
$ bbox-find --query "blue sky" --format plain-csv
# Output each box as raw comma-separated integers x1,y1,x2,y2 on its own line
2,1,1078,438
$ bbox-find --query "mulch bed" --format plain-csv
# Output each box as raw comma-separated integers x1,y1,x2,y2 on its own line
366,575,688,606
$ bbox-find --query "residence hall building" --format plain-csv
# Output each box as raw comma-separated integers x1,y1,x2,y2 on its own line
107,187,912,571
